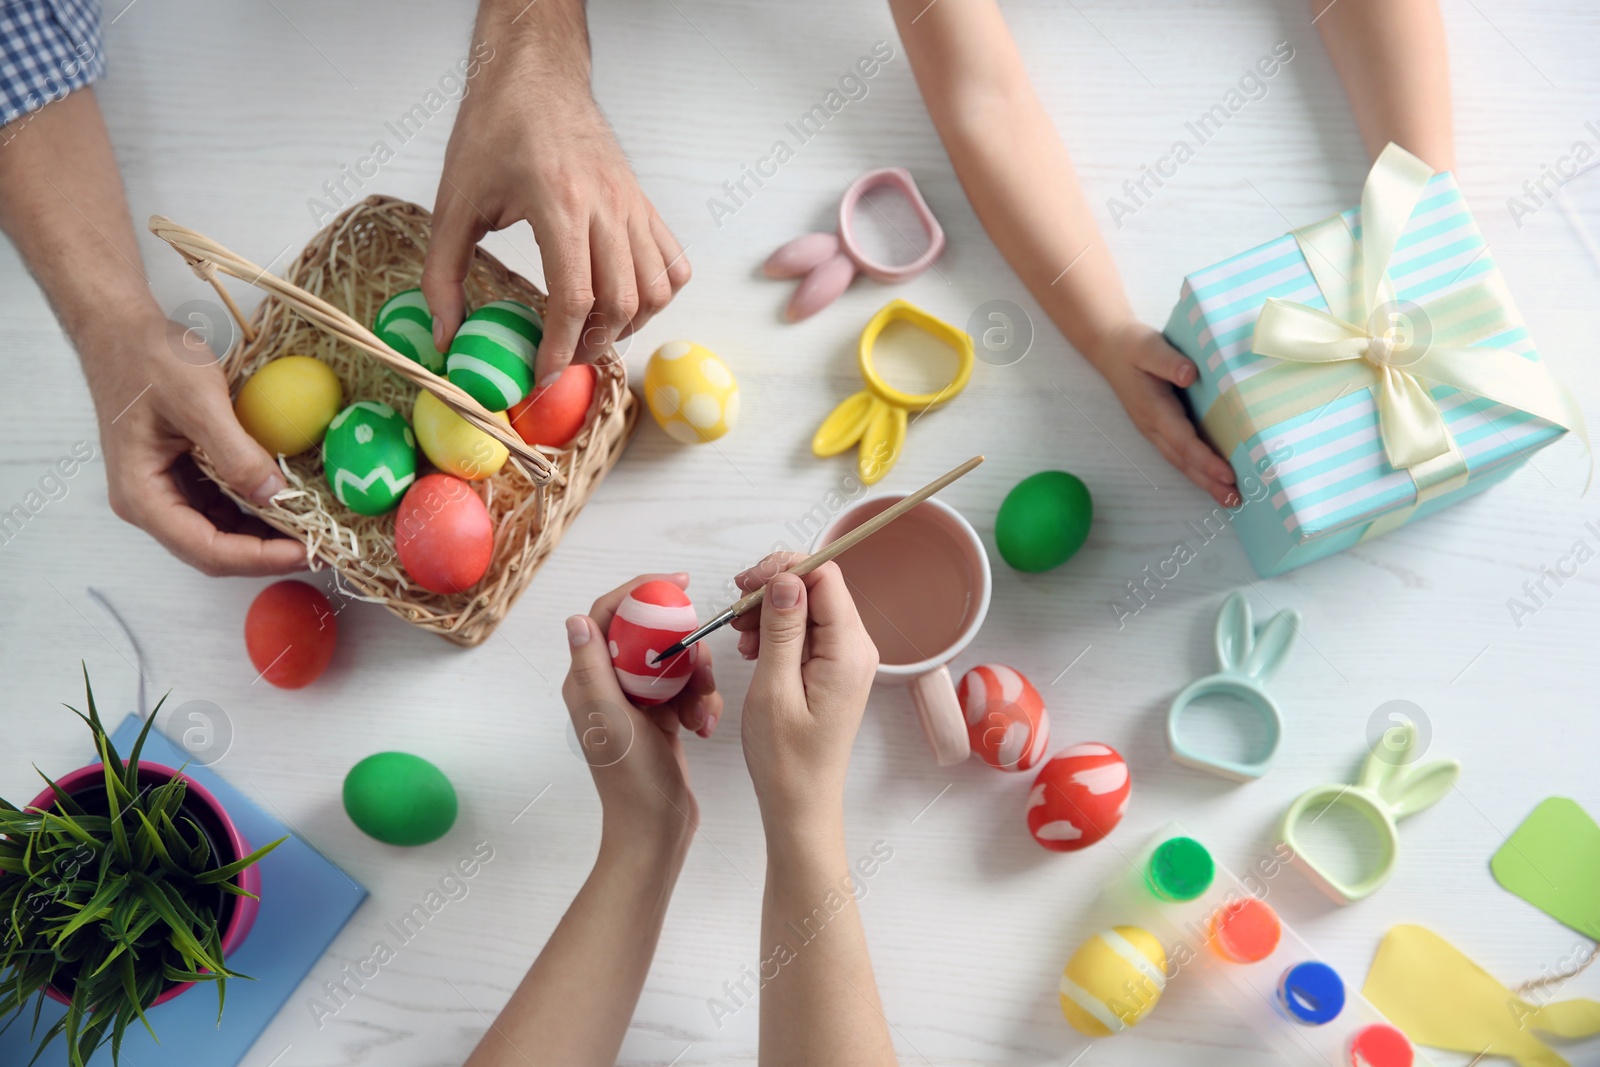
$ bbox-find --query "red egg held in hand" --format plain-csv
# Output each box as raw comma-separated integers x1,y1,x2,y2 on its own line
245,580,337,688
508,363,596,449
1027,743,1130,851
394,473,495,595
607,579,699,706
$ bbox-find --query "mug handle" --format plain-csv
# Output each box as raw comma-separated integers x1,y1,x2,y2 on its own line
907,666,972,766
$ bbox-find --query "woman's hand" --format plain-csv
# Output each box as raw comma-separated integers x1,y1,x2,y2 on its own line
563,573,721,848
731,554,879,829
1087,321,1239,507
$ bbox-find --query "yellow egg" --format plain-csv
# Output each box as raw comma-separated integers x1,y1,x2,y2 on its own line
412,388,510,480
1058,926,1167,1037
235,355,343,456
644,340,739,444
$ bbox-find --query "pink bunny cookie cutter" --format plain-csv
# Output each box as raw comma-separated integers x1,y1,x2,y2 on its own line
764,167,946,322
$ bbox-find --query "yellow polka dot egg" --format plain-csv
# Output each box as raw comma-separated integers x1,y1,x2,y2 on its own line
1058,925,1167,1037
644,340,739,444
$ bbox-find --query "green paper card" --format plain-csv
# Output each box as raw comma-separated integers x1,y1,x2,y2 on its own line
1491,797,1600,939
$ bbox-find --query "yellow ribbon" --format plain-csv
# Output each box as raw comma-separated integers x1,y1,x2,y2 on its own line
1243,143,1588,527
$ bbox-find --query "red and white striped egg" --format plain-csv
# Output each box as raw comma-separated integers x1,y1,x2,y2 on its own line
1027,743,1130,852
607,580,699,706
958,664,1050,772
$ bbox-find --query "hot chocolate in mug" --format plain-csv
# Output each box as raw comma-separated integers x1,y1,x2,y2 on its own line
814,494,991,765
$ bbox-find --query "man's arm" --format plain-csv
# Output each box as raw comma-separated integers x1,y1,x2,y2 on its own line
0,88,301,575
424,0,692,386
887,0,1238,506
1314,0,1455,173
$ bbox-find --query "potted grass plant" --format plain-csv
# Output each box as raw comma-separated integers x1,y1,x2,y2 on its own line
0,671,283,1066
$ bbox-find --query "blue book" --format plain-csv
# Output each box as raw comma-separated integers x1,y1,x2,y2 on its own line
2,715,367,1066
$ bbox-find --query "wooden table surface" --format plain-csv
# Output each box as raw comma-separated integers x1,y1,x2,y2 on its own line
5,1,1598,1064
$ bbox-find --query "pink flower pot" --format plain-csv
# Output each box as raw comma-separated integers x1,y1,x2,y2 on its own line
25,760,261,1008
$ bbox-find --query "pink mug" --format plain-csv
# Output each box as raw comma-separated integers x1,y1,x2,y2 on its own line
814,494,991,765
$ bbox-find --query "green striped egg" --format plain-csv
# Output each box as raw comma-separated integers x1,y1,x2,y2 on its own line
322,401,417,516
446,300,543,411
374,288,446,374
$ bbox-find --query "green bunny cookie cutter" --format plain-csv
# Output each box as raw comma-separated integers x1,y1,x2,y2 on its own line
1166,591,1299,782
1280,720,1460,904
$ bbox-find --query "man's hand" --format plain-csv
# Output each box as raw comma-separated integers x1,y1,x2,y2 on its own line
87,311,303,576
423,0,690,388
0,88,303,577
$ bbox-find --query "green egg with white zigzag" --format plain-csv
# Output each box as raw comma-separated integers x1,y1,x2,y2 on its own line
322,401,417,516
446,300,543,411
374,288,446,374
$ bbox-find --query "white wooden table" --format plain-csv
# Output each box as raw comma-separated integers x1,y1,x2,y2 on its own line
5,2,1599,1064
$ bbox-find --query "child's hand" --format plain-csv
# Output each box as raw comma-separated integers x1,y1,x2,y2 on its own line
731,554,879,830
1089,322,1239,507
563,573,721,846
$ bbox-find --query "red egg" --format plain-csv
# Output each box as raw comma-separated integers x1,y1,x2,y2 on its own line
607,579,698,706
508,363,596,449
394,473,494,595
958,664,1050,771
245,580,337,688
1027,743,1130,851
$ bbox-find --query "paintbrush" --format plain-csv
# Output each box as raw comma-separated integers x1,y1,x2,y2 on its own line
650,455,984,665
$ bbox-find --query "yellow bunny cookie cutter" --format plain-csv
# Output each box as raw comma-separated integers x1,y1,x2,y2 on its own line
812,299,974,485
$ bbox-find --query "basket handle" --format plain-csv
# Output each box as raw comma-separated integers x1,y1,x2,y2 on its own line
148,214,561,487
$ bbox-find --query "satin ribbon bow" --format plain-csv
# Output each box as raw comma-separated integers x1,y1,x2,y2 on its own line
1250,143,1588,508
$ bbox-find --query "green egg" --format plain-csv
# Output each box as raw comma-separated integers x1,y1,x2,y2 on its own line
447,300,542,411
342,752,458,846
995,470,1093,572
374,288,446,374
322,401,417,516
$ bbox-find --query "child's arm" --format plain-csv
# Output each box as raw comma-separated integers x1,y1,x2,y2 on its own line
464,574,722,1067
888,0,1238,506
1314,0,1455,172
732,557,898,1067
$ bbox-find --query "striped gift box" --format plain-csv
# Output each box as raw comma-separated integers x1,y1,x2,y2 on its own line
1164,171,1564,577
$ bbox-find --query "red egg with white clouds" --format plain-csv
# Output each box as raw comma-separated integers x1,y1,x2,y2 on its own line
1027,743,1130,851
958,664,1050,771
607,579,699,706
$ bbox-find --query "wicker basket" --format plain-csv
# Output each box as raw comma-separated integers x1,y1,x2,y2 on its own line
149,195,638,646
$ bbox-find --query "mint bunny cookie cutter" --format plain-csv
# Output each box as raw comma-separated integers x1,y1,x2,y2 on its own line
1280,720,1460,904
1166,591,1299,782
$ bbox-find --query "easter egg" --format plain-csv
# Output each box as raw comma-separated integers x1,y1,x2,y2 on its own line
1027,743,1130,851
1059,925,1167,1036
322,401,417,516
644,340,739,444
446,300,542,411
1209,897,1281,963
234,355,343,457
374,288,446,374
995,470,1093,572
507,362,596,449
607,579,698,706
342,752,457,846
244,580,336,688
958,664,1050,772
413,388,510,480
1349,1024,1414,1067
394,474,495,595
